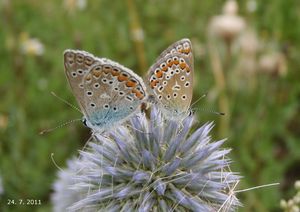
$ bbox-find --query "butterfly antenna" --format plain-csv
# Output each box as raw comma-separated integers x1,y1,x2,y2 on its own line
51,91,82,114
39,118,82,135
190,93,207,108
193,107,225,116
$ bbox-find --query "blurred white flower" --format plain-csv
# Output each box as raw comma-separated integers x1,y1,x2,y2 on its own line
132,28,144,42
223,0,238,15
20,33,44,56
259,52,287,77
209,0,246,43
281,180,300,212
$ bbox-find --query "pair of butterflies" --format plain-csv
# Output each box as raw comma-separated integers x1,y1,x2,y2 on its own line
64,38,193,131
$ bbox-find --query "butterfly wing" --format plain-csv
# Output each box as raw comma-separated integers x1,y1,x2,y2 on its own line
64,50,102,116
147,39,194,119
81,59,147,129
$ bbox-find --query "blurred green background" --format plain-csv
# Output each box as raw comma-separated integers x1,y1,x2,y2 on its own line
1,0,300,211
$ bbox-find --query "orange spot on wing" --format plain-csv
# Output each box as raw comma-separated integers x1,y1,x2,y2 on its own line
93,70,101,77
162,66,168,72
132,89,144,99
173,60,179,65
185,66,190,73
179,62,187,70
126,80,137,87
184,48,191,54
155,70,163,78
85,74,92,81
112,69,120,76
167,61,173,67
150,80,159,88
118,74,129,82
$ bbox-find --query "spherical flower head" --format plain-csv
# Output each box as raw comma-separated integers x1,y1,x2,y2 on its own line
53,107,241,211
51,158,87,212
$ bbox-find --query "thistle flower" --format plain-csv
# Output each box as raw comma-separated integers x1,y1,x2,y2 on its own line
19,33,44,56
51,158,86,212
52,107,241,211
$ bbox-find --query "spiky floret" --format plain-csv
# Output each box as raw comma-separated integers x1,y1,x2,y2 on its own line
53,107,241,211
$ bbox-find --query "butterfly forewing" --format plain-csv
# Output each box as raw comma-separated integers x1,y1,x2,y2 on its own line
64,50,101,115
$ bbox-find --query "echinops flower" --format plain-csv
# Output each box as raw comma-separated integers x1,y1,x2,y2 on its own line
52,107,241,211
51,158,85,212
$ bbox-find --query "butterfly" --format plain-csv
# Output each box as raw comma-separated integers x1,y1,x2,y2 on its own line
146,38,193,120
64,50,147,131
63,38,193,131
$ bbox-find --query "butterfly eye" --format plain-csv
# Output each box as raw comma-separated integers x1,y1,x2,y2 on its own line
82,118,88,127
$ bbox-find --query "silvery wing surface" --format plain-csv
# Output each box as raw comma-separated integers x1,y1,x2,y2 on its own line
147,38,194,120
64,50,147,131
